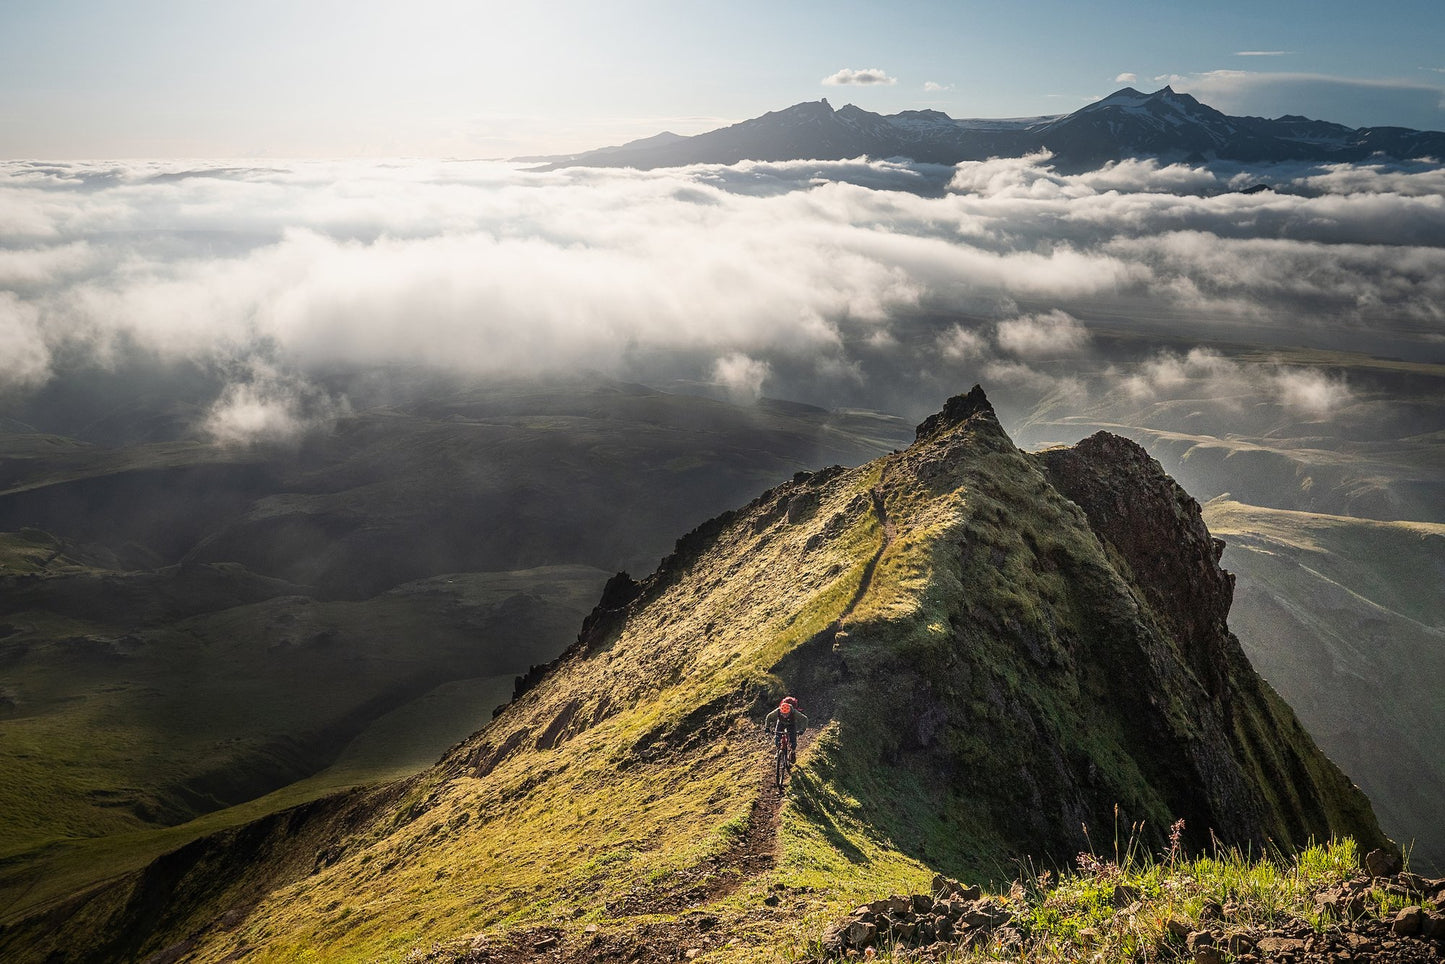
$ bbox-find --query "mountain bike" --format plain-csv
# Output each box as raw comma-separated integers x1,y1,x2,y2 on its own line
773,731,793,792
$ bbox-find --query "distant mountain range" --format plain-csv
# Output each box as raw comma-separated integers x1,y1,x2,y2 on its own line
527,86,1445,171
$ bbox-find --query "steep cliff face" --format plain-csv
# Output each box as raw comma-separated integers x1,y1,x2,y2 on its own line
1,387,1385,964
1032,430,1381,849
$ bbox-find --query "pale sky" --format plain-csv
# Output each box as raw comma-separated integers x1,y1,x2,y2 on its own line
3,0,1444,158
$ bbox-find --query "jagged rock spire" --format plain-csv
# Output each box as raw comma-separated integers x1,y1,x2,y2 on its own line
913,384,996,441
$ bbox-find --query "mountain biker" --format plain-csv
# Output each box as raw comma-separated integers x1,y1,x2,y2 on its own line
763,696,808,765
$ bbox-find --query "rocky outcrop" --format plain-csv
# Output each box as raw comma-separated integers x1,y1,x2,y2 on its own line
1031,430,1384,850
815,875,1021,960
817,853,1445,964
1035,431,1237,699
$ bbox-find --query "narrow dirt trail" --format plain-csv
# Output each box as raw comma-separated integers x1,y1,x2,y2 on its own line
471,479,900,962
853,484,897,617
602,476,897,921
831,478,898,637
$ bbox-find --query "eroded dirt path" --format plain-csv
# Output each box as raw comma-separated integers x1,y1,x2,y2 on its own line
437,482,898,962
455,732,818,964
590,478,896,925
602,727,817,919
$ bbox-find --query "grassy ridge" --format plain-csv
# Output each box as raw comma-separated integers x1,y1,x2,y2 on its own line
0,398,1388,962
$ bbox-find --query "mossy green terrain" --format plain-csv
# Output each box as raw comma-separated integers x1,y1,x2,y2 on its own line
0,389,1386,964
817,837,1418,963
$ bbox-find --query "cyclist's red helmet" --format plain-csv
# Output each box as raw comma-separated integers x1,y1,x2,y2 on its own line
779,700,792,715
783,696,798,708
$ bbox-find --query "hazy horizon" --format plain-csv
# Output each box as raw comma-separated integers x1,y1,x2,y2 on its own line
4,0,1445,158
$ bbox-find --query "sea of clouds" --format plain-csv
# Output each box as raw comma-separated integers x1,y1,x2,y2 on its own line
1,153,1441,443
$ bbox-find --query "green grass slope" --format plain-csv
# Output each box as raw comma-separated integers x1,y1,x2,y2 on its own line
0,389,1385,964
0,554,607,921
1202,498,1445,871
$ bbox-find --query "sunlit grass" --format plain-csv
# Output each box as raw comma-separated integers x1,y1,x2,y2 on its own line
816,836,1386,963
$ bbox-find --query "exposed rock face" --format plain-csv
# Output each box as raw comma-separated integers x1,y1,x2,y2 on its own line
1035,432,1236,698
1032,431,1381,849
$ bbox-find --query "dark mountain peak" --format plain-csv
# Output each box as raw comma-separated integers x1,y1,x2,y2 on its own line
913,384,996,440
527,84,1445,171
1095,86,1148,104
892,108,954,122
1150,85,1207,110
769,99,838,124
1086,85,1203,116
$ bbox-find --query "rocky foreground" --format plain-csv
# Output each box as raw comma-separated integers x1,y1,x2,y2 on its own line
815,849,1445,963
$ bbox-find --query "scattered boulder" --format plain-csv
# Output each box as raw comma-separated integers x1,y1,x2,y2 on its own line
1393,906,1424,937
1112,884,1142,907
818,863,1445,964
1367,848,1404,878
820,880,1013,958
930,873,980,901
1315,881,1370,920
1256,935,1307,956
844,920,877,949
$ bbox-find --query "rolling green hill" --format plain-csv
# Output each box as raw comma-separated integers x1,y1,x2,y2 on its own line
1,389,1382,963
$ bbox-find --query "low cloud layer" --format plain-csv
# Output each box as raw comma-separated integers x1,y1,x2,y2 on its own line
1120,348,1353,415
0,152,1440,441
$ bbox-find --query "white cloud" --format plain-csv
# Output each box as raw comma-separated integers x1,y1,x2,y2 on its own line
0,154,1437,431
201,359,348,447
711,352,770,401
1115,73,1138,84
1119,348,1352,416
822,68,897,86
924,81,953,92
1271,368,1351,414
0,293,51,391
937,324,987,361
996,310,1090,358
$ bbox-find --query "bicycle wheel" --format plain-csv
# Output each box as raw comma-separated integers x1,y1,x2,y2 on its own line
774,740,789,791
